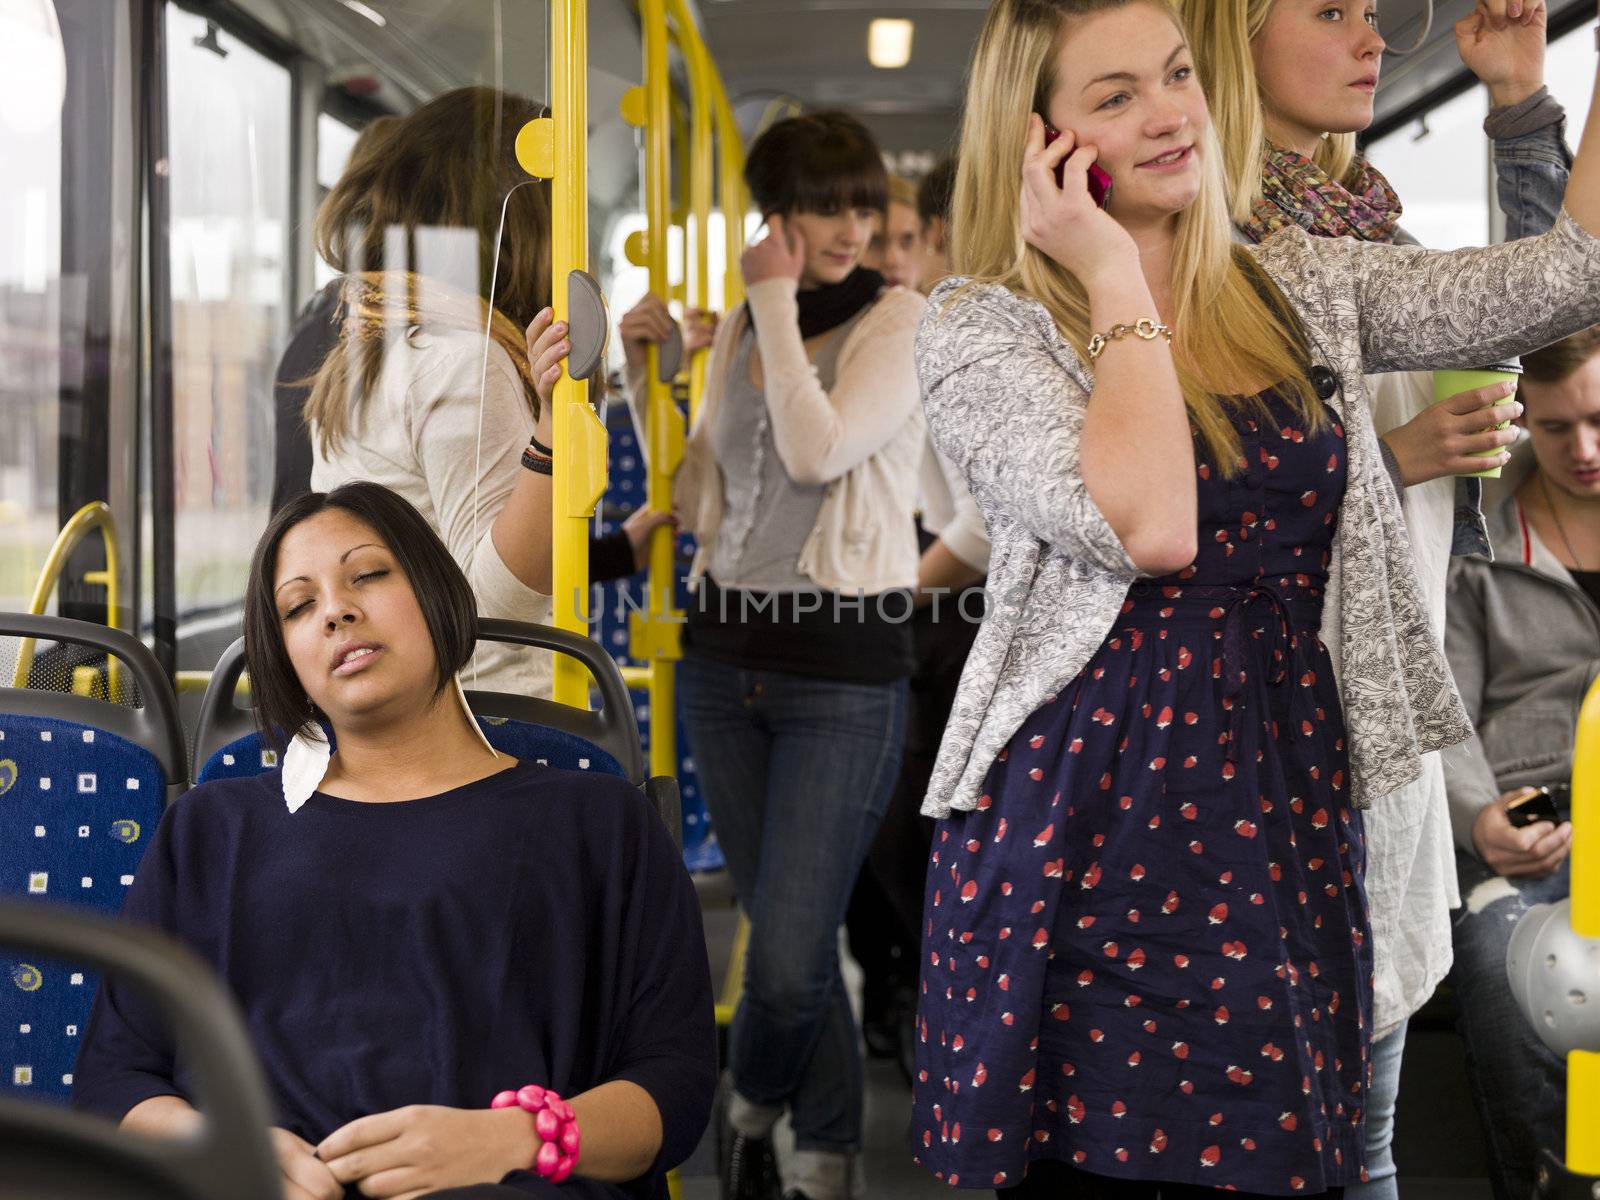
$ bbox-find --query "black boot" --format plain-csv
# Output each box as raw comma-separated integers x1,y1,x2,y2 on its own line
720,1129,782,1200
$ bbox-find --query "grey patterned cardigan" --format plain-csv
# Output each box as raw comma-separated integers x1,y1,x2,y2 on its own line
917,211,1600,820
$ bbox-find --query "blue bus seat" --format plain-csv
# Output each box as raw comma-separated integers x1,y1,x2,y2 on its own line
0,901,281,1200
0,614,185,1106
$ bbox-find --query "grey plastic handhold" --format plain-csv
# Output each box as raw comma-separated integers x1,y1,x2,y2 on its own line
657,321,683,384
1506,898,1600,1057
565,268,607,382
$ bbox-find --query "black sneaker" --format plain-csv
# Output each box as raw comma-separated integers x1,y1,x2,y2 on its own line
721,1129,782,1200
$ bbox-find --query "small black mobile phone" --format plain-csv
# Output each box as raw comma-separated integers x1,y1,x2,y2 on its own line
1505,785,1566,828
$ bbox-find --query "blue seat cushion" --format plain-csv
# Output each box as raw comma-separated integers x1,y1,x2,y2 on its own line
199,719,625,785
0,715,166,1104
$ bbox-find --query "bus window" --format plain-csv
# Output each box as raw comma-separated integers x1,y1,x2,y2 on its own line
313,114,360,291
163,6,290,667
0,0,138,626
317,113,361,191
1543,19,1597,143
1367,86,1491,250
0,0,68,615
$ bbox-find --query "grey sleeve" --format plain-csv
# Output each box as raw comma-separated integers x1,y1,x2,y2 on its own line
1487,86,1572,243
1442,562,1502,856
1376,435,1405,496
1328,212,1600,376
917,290,1138,578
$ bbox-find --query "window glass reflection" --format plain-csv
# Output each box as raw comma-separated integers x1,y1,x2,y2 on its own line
164,7,289,661
0,0,67,614
1367,85,1491,250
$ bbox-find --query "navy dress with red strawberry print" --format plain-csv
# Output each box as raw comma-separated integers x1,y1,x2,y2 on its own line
912,391,1371,1196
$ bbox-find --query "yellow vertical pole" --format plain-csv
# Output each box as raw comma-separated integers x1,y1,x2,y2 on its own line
629,0,684,780
545,0,605,709
668,4,714,426
670,99,692,325
1567,679,1600,1174
715,87,747,312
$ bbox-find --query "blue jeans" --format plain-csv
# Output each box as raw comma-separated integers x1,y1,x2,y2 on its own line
1451,850,1570,1200
1343,1022,1405,1200
678,655,907,1153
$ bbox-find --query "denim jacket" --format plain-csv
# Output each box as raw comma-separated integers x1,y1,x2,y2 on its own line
1493,86,1574,242
1445,87,1577,558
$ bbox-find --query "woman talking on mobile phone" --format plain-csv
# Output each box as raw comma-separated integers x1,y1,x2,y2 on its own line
1177,3,1568,1197
911,0,1600,1195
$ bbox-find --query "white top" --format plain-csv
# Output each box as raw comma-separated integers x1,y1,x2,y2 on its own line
1326,370,1459,1040
662,279,929,595
310,326,554,697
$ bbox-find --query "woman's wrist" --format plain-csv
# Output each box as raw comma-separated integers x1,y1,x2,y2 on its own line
1489,77,1544,109
486,1106,544,1180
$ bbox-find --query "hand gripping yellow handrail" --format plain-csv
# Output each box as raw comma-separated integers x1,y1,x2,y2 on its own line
14,501,123,701
621,0,748,780
517,0,608,709
623,0,685,780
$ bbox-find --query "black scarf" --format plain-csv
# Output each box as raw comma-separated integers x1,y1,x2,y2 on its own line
749,266,885,340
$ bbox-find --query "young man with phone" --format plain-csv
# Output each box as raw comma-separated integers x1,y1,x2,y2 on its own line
1443,324,1600,1200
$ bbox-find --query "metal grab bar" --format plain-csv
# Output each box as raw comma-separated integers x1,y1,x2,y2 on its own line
14,501,122,701
624,0,748,782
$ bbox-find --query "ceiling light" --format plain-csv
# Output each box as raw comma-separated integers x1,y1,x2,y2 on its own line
868,19,913,69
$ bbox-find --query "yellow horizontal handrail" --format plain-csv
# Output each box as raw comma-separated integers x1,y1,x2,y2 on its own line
14,502,122,701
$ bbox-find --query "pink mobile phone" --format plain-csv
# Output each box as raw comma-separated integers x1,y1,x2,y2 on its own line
1043,124,1112,208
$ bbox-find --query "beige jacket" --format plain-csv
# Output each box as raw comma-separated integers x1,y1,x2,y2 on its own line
642,278,928,594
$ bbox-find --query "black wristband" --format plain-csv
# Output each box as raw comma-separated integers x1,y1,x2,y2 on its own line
529,432,554,458
521,446,553,475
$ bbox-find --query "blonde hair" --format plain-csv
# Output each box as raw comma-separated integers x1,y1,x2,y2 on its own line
1177,0,1357,225
952,0,1318,472
888,175,919,211
306,88,552,456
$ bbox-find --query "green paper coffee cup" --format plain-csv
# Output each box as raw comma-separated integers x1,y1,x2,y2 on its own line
1432,360,1523,479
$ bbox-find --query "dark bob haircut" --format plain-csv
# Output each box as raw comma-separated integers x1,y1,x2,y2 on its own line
242,481,478,751
744,111,888,219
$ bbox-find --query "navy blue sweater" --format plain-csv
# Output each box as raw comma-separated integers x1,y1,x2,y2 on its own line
72,762,717,1199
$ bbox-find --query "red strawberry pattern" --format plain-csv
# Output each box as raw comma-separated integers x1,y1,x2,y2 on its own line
913,396,1371,1193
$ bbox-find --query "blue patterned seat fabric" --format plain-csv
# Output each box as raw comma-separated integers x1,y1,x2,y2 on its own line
198,718,624,785
594,403,722,872
0,714,166,1104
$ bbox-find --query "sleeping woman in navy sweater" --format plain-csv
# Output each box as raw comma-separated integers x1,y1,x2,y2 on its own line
71,481,717,1200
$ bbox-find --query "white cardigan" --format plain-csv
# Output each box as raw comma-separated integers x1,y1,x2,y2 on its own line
1351,372,1460,1041
311,327,554,697
639,279,928,595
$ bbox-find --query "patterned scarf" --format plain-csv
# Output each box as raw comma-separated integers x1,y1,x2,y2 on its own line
340,271,541,415
1239,145,1402,246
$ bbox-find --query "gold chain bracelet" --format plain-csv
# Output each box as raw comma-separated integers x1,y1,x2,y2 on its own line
1086,318,1174,361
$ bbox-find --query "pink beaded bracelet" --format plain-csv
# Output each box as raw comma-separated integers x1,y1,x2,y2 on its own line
491,1084,582,1183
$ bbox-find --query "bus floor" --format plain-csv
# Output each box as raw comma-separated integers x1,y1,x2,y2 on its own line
685,886,1496,1199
